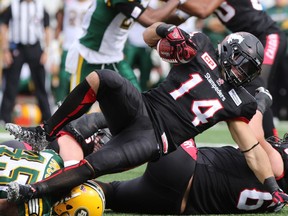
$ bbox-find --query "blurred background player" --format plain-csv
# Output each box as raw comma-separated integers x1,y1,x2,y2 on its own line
266,0,288,121
0,0,52,124
65,0,186,94
51,0,92,104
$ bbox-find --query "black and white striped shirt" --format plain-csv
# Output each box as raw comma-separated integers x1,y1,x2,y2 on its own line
1,0,49,45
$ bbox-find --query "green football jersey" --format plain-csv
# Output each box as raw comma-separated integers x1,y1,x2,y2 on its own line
79,0,147,63
0,145,64,216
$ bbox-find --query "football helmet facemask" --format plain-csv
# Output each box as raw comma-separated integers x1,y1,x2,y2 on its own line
53,180,105,216
218,32,264,87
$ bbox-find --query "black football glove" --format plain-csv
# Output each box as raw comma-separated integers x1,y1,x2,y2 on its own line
272,189,288,212
166,27,197,63
7,182,37,203
255,87,272,114
156,24,197,63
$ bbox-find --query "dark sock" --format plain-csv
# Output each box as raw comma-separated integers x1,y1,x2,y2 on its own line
33,160,95,196
45,79,97,137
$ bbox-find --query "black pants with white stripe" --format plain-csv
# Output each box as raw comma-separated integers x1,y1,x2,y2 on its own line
0,42,51,123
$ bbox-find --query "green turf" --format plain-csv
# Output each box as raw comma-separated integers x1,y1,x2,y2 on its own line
1,122,288,215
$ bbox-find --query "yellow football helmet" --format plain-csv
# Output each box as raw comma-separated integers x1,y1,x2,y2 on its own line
53,180,106,216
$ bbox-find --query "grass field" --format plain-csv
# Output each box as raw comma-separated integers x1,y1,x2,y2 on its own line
0,121,288,215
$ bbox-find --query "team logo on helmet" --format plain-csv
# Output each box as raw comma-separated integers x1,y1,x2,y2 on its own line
75,208,89,216
227,34,244,44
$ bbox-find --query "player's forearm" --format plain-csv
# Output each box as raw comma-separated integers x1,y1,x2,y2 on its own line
243,144,275,183
249,111,284,177
228,120,274,183
179,0,224,18
143,22,163,47
137,0,179,27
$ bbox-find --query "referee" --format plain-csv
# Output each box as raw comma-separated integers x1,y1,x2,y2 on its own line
0,0,51,124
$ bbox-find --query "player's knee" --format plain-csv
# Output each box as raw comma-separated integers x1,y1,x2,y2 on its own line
86,71,100,93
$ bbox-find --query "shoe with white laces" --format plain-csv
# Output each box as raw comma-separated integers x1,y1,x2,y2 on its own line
5,123,50,151
6,182,36,203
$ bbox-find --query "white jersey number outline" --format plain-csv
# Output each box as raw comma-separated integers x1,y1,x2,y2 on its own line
237,189,275,210
215,0,262,23
169,73,223,126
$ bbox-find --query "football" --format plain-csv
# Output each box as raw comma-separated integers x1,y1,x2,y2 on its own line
156,38,179,64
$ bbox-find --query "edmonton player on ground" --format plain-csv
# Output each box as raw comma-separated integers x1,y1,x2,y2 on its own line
0,144,63,216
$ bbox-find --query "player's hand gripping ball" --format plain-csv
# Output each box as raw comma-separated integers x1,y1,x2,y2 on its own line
157,38,178,64
157,36,196,64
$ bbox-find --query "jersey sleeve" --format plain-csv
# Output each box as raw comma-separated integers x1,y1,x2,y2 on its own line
190,31,213,52
113,0,145,20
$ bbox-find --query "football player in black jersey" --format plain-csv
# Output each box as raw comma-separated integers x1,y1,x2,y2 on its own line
97,134,288,214
178,0,287,139
4,23,288,207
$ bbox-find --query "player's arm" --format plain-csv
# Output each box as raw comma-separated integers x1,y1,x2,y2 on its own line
136,0,180,27
227,119,288,209
249,87,284,178
143,22,163,47
228,120,274,184
116,0,184,28
179,0,224,18
249,111,284,178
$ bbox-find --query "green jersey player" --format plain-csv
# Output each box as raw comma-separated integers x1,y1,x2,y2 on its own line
0,145,64,216
65,0,185,91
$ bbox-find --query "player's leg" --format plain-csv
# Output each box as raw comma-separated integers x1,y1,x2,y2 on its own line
0,47,24,123
6,118,159,201
259,31,287,138
53,50,71,103
5,70,155,200
100,143,197,214
6,71,99,150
